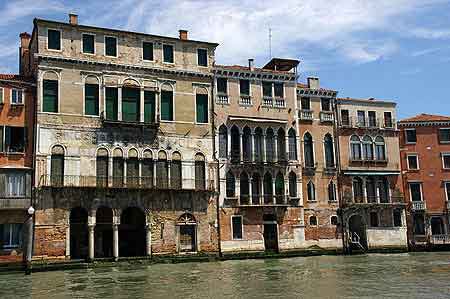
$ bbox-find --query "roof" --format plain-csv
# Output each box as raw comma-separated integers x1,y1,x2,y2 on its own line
297,83,336,93
337,97,396,105
262,58,299,72
399,113,450,123
0,74,34,84
215,64,294,75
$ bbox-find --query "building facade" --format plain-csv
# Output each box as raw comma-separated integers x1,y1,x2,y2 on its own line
398,114,450,249
26,14,219,260
336,98,407,252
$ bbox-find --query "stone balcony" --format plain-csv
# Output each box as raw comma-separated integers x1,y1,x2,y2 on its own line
0,197,30,209
298,110,313,121
223,195,297,208
319,111,334,123
430,234,450,245
411,201,426,211
216,94,229,105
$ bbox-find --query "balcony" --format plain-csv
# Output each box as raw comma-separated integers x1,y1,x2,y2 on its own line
223,195,293,208
216,94,229,105
0,197,30,209
100,112,159,128
239,95,252,106
299,110,313,121
39,175,215,192
302,166,316,176
274,98,286,108
320,111,334,123
411,201,426,211
349,157,389,164
430,234,450,245
262,96,273,107
343,195,404,206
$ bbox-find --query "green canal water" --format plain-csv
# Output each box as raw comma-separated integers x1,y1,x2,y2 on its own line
1,252,450,298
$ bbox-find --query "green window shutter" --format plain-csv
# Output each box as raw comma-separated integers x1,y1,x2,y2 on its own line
161,90,173,121
48,29,61,50
143,42,153,61
163,44,174,63
122,88,140,121
197,49,207,66
196,94,208,123
43,80,58,113
4,127,11,152
144,91,155,123
0,88,3,103
84,84,99,115
105,36,117,57
105,87,118,120
82,34,95,54
51,154,64,186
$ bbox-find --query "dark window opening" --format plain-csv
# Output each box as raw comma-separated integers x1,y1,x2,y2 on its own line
410,183,422,201
384,112,393,128
413,214,425,235
307,181,315,202
48,29,61,50
232,216,243,239
85,84,99,116
196,94,208,123
328,182,336,202
0,224,23,248
277,128,286,161
243,127,252,162
143,42,153,61
171,159,182,189
439,128,450,143
219,125,228,159
239,80,250,96
288,172,297,197
331,216,338,226
324,134,335,168
393,210,402,227
301,97,310,110
105,36,117,57
405,129,417,143
443,154,450,169
163,44,174,63
408,155,418,170
321,98,331,111
341,109,349,126
370,212,379,227
43,79,58,113
368,111,377,127
217,78,227,95
226,171,235,197
82,34,95,54
262,82,272,97
265,128,275,163
230,126,240,163
309,216,317,226
5,127,25,153
274,83,283,98
105,87,118,120
197,48,207,66
122,87,140,122
161,90,173,121
304,133,314,168
144,90,156,123
357,110,366,127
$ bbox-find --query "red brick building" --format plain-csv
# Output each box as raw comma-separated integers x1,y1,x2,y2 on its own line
398,114,450,249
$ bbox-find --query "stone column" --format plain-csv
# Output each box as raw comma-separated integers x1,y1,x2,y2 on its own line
249,177,253,205
240,133,244,162
146,224,152,256
251,133,255,162
140,87,145,122
272,177,276,204
236,174,241,205
285,134,290,161
274,134,278,163
227,129,231,159
65,224,70,258
118,87,122,121
262,134,267,163
362,177,367,203
88,224,95,261
112,224,119,261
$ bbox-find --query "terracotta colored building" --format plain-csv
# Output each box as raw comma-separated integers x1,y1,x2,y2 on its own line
398,114,450,249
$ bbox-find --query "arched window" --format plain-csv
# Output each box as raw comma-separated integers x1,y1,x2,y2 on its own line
156,151,168,189
288,128,297,161
275,172,285,204
378,177,390,203
226,171,235,197
350,135,361,160
127,148,139,187
240,172,249,204
288,171,297,197
375,136,386,161
218,125,228,159
304,133,314,168
142,150,153,188
307,181,315,202
263,172,273,204
266,128,275,162
309,216,318,226
230,126,240,163
112,148,124,187
252,173,261,205
328,181,336,202
324,134,335,168
362,135,374,161
366,177,376,203
243,126,252,162
277,128,286,161
171,151,182,189
96,148,108,187
254,127,264,162
84,76,100,116
195,153,206,190
51,145,65,186
353,177,364,203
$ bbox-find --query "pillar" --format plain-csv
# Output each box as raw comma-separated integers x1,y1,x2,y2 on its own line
25,214,34,274
272,178,276,204
146,224,152,256
118,87,122,121
113,224,119,261
239,133,244,162
274,134,278,163
88,224,95,261
251,133,255,162
65,224,70,258
227,129,231,159
249,177,253,205
140,87,145,122
262,134,267,163
236,174,241,205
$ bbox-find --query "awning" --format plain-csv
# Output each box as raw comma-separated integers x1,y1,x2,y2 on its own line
343,171,400,176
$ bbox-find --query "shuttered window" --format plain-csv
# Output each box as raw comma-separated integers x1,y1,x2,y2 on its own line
96,156,108,187
144,91,155,123
85,84,99,115
127,158,139,187
195,160,205,190
143,42,153,61
122,88,140,122
142,158,153,187
82,34,95,54
161,90,173,121
112,157,124,187
43,80,58,113
196,94,208,123
163,44,174,63
105,87,118,120
48,29,61,50
197,48,207,66
50,154,64,187
171,160,182,189
156,160,168,188
105,36,117,57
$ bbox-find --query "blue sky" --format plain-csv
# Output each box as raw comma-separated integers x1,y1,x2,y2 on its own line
1,0,450,119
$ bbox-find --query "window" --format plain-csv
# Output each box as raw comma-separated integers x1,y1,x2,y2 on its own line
239,80,250,96
196,93,208,123
321,98,331,111
262,82,272,98
5,127,25,153
328,181,336,202
370,212,379,227
409,183,422,201
275,172,284,204
226,171,235,197
144,91,156,123
43,79,58,113
288,129,297,160
11,89,23,105
112,149,124,187
251,173,261,205
277,128,286,161
301,97,310,110
242,127,252,162
240,172,250,204
341,109,349,126
405,129,417,143
413,214,425,235
368,111,377,127
217,78,227,95
324,134,335,168
105,87,118,121
431,217,444,235
353,177,364,203
5,173,26,197
439,128,450,143
366,177,376,203
195,153,206,190
407,154,419,170
82,34,95,54
105,36,117,57
331,216,338,226
218,125,228,159
265,128,275,163
96,149,108,187
84,84,99,116
230,126,240,163
254,127,264,162
393,210,402,227
142,42,153,61
304,133,314,168
362,136,373,160
122,88,140,122
197,48,207,66
171,152,182,189
445,182,450,202
357,110,366,127
47,29,61,50
289,172,297,197
142,152,154,188
274,83,283,98
263,172,273,204
0,224,22,248
307,181,315,202
384,112,393,128
350,135,361,160
0,126,3,152
0,87,3,103
375,136,386,161
442,153,450,169
156,152,168,188
51,145,65,187
163,44,174,63
127,149,139,187
160,90,173,121
309,216,317,226
232,216,243,240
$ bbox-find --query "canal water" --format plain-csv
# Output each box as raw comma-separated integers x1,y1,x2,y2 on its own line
1,252,450,299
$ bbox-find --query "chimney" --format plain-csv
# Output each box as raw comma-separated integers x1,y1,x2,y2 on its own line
19,32,31,76
307,77,320,90
248,58,254,71
69,13,78,25
179,29,188,40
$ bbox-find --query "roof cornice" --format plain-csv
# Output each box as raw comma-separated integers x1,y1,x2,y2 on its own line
213,68,297,82
398,120,450,127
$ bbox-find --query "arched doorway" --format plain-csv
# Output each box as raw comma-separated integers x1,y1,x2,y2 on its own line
95,206,113,258
348,214,367,251
70,207,88,259
178,213,197,253
119,207,146,257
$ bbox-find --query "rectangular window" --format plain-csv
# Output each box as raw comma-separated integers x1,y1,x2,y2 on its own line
405,129,417,143
144,90,156,123
301,97,310,110
5,173,25,197
197,48,207,66
161,90,173,121
232,216,243,240
105,36,117,57
11,89,23,105
407,154,419,170
368,111,377,127
410,183,422,201
341,110,349,125
122,88,140,122
239,80,250,96
0,224,23,248
105,87,118,121
5,127,25,153
0,87,3,103
384,112,393,128
142,42,154,61
274,83,284,98
357,110,366,127
82,34,95,54
196,94,208,123
321,98,331,111
84,84,99,116
163,44,174,63
393,210,402,227
439,128,450,143
112,157,124,187
442,153,450,169
445,182,450,201
217,78,227,95
262,82,272,97
0,126,3,152
47,29,61,50
43,79,58,113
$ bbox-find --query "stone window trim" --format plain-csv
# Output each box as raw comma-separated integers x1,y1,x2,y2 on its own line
47,28,62,52
441,152,450,170
408,181,423,202
162,43,175,64
405,128,417,144
444,181,450,202
231,215,244,240
197,47,208,67
81,33,96,55
142,41,154,61
406,153,419,170
10,88,25,105
104,35,118,58
308,215,318,226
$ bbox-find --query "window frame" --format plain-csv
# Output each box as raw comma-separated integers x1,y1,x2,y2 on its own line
300,97,311,110
195,92,209,124
142,41,154,61
384,111,393,128
357,110,366,127
0,223,23,249
231,215,243,240
197,48,208,67
309,215,318,226
11,89,24,105
393,209,402,227
441,153,450,170
0,87,4,104
239,79,250,97
370,211,379,227
81,33,96,55
160,89,174,122
407,154,419,170
409,182,423,202
262,81,273,98
321,98,331,111
274,82,284,98
162,43,175,64
405,128,417,144
5,172,26,197
438,128,450,144
47,28,62,51
444,181,450,202
104,35,118,58
42,78,59,114
330,215,338,226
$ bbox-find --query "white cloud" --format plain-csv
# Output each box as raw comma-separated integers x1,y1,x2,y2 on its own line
411,28,450,39
0,0,65,26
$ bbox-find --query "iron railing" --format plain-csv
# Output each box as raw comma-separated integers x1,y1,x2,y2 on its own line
0,197,30,209
339,116,396,129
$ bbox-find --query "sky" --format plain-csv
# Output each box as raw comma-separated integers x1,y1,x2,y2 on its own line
1,0,450,119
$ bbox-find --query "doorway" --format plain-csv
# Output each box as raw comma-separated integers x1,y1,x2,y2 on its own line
263,214,278,252
348,214,368,250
